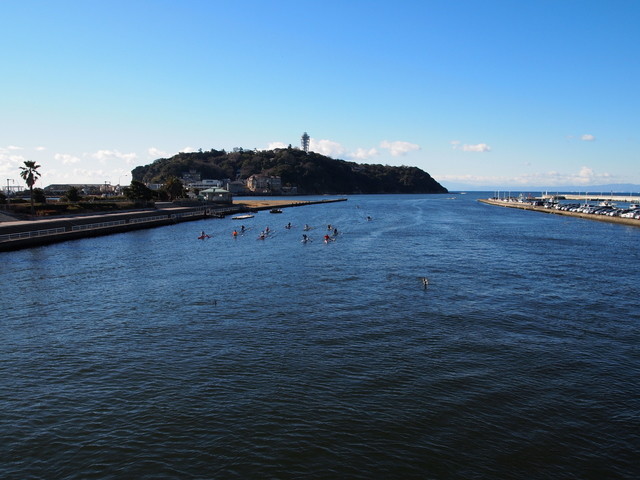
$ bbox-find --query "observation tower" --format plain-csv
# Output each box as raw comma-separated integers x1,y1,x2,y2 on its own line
301,132,310,153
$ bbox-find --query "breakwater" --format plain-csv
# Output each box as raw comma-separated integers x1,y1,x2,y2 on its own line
0,198,347,251
479,198,640,227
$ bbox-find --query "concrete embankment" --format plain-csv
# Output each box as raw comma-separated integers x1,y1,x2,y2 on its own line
0,198,347,252
478,198,640,227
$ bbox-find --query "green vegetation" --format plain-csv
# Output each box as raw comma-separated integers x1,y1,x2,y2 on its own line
123,180,155,201
33,188,46,204
64,186,81,203
6,198,144,217
132,148,447,194
162,176,186,200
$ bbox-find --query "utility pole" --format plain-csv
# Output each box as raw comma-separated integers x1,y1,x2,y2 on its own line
6,179,14,204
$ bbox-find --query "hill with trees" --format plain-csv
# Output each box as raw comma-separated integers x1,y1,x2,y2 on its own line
131,147,447,194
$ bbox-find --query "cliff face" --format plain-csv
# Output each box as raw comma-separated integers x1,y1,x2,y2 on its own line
132,148,448,194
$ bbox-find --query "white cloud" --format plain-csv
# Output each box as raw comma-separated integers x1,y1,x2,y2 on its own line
309,139,346,157
462,143,491,152
380,140,420,156
266,142,288,150
517,167,611,186
451,141,491,152
581,134,595,141
180,146,196,153
436,166,612,187
148,147,168,158
7,145,23,151
0,152,27,178
54,153,81,165
91,149,138,165
35,146,46,151
349,147,378,160
71,168,109,181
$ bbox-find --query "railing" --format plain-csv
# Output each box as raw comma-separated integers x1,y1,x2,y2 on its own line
0,227,66,242
129,215,170,224
71,220,127,231
171,213,191,219
1,206,230,244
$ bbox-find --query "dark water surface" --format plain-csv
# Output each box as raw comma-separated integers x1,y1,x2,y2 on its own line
1,193,639,479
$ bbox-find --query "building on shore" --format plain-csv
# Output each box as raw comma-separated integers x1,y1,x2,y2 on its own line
44,183,115,196
225,180,249,195
198,187,232,204
246,174,282,194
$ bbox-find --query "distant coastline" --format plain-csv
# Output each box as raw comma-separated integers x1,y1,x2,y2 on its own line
444,183,640,194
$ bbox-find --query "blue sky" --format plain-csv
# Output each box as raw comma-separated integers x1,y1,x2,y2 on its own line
1,0,639,190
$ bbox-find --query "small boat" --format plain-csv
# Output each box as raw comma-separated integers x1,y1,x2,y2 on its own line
232,214,254,220
270,208,283,214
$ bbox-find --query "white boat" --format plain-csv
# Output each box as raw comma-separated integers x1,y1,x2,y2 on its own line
232,214,254,220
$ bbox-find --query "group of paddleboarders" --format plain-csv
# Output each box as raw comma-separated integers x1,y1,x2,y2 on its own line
200,219,349,243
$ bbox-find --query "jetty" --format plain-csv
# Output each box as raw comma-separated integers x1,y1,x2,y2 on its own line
0,198,347,252
479,198,640,227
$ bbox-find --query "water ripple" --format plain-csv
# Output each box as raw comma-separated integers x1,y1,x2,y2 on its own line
2,194,639,479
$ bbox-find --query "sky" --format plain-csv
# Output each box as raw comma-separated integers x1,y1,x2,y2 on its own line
1,0,639,191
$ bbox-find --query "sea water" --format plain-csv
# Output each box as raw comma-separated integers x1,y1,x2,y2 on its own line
1,193,639,479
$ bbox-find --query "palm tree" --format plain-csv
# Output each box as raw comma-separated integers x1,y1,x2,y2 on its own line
19,160,41,214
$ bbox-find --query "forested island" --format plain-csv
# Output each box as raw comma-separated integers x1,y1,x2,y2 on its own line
132,147,447,195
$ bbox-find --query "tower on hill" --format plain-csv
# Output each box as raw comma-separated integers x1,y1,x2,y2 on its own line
301,132,310,153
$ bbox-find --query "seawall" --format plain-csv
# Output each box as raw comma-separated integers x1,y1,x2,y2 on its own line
478,198,640,227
